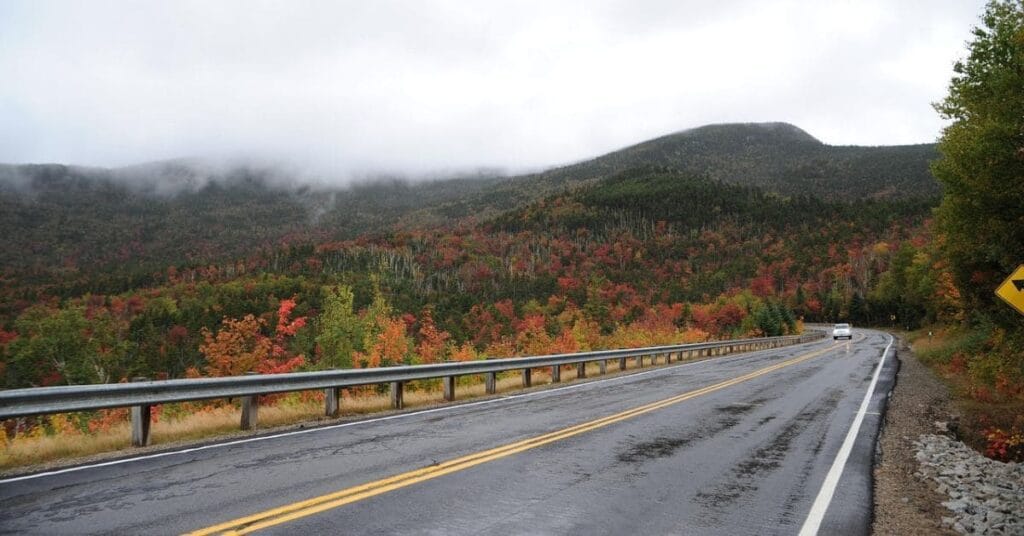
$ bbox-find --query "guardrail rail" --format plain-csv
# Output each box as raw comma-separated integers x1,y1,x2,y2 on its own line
0,331,825,446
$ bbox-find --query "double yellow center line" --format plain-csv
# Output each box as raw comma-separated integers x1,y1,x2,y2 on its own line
188,341,841,535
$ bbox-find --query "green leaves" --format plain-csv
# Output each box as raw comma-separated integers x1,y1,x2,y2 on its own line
932,0,1024,324
315,285,363,370
7,305,132,387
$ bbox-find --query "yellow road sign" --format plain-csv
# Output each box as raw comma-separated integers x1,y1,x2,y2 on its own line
995,264,1024,316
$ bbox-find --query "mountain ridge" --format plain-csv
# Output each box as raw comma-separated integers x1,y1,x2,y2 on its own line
491,122,938,204
1,121,938,200
0,122,941,304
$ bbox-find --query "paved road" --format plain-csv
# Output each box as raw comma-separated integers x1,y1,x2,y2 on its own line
0,329,895,535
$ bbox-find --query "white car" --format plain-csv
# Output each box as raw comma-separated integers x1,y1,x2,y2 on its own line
832,323,852,340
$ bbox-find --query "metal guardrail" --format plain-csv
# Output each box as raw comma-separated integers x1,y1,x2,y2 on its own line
0,331,824,446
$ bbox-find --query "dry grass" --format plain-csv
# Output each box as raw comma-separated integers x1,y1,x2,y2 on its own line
2,428,132,468
1,352,696,471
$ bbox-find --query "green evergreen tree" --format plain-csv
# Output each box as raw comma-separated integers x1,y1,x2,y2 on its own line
849,293,867,324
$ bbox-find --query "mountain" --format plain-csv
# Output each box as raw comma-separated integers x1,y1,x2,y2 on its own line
0,163,501,298
1,165,935,387
453,123,939,215
0,122,940,306
0,139,939,390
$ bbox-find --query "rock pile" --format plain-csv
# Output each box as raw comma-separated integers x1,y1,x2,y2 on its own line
915,434,1024,535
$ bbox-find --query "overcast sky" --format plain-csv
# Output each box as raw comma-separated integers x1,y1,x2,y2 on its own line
0,0,987,177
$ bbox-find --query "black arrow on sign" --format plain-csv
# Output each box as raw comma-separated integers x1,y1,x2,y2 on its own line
1014,279,1024,292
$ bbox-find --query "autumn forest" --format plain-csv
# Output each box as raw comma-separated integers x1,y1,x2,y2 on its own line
0,117,1019,456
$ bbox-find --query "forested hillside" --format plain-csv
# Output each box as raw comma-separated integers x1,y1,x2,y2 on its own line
0,163,501,306
1,165,937,389
0,120,957,452
0,122,939,311
0,121,950,394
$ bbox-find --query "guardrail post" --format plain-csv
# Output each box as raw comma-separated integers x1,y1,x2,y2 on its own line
443,376,456,401
619,356,627,371
598,359,607,375
130,377,151,447
551,364,561,383
485,372,497,394
637,355,644,368
522,368,532,387
325,387,341,417
390,381,404,409
241,372,259,431
577,362,586,379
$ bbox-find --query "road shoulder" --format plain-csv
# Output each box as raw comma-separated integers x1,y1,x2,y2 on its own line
872,335,957,535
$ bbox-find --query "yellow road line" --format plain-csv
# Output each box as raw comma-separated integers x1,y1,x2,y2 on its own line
187,341,841,536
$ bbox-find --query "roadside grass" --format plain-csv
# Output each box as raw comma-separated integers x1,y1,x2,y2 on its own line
906,325,1024,460
909,326,989,367
1,358,656,471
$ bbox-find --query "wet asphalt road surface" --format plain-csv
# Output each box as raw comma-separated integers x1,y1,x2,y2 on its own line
0,330,895,535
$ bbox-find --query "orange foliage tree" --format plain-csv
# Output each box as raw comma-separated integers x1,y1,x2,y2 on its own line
357,317,412,368
415,307,450,364
198,315,272,377
198,298,306,377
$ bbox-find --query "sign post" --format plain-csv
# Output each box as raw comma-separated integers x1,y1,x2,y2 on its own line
994,264,1024,316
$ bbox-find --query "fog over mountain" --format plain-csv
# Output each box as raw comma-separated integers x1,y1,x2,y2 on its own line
0,0,984,179
0,121,941,307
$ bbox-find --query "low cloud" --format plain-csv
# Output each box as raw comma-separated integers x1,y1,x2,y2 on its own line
0,0,985,183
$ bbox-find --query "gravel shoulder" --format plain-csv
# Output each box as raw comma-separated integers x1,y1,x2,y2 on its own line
873,336,958,535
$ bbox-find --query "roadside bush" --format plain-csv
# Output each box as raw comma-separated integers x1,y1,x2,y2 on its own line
983,427,1024,462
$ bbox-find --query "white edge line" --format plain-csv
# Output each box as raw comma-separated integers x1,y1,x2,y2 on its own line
798,334,893,536
1,337,829,485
